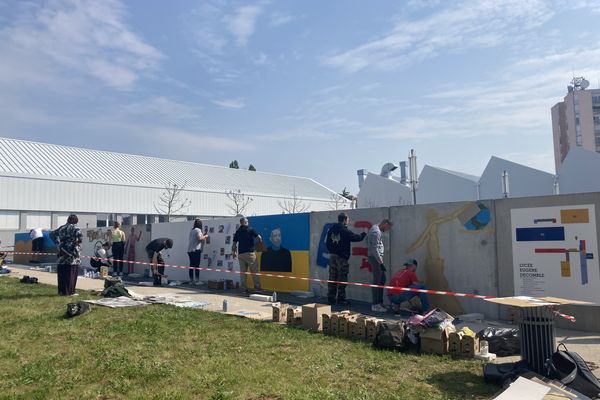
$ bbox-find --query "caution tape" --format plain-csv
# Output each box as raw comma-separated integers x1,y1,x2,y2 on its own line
4,250,578,322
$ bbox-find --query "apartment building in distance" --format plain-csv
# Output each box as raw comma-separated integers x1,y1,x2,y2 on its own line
551,77,600,171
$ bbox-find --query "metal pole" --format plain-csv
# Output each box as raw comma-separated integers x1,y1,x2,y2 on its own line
408,149,418,205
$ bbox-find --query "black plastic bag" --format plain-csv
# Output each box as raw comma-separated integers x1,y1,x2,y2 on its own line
477,327,520,356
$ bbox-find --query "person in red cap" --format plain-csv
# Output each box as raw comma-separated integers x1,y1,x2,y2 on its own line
388,259,429,312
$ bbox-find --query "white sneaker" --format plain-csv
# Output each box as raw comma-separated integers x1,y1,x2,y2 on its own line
195,280,201,285
371,304,387,313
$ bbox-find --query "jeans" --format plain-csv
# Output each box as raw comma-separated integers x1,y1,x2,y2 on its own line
112,242,125,274
153,264,165,286
188,250,201,281
389,283,430,311
369,256,386,305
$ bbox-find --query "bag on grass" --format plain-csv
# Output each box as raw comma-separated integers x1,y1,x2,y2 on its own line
374,321,407,351
546,343,600,398
20,275,38,284
66,302,91,318
483,360,530,386
476,327,520,357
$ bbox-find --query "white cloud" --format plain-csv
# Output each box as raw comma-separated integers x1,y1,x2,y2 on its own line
324,0,554,73
121,97,201,121
256,128,339,142
225,4,264,46
269,11,298,27
144,127,251,152
212,98,246,109
0,0,161,90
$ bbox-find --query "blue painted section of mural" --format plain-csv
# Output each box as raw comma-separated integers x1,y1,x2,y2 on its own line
316,223,335,268
15,232,56,249
463,203,491,231
248,213,309,250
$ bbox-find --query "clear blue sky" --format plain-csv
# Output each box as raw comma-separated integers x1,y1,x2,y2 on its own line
2,0,600,194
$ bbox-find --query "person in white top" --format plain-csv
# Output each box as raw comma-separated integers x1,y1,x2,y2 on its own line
367,219,393,313
30,227,44,264
187,219,209,285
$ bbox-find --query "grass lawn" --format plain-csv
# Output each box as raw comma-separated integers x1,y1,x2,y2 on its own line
0,277,497,400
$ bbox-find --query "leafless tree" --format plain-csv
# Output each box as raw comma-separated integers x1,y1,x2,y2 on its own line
328,193,348,210
226,189,253,216
154,182,191,222
278,187,311,214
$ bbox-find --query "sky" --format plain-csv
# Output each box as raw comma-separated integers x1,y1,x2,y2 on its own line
2,0,600,195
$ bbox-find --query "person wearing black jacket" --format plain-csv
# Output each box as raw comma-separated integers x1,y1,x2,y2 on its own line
325,212,366,305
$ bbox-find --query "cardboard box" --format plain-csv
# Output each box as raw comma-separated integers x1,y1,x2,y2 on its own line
329,311,351,336
272,302,289,323
365,318,384,343
286,307,302,326
355,316,369,341
350,317,366,340
322,314,331,334
207,280,224,289
339,313,358,337
448,332,462,356
461,335,479,358
301,303,331,332
420,326,455,355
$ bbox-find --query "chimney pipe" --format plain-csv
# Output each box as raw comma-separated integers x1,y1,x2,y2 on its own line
357,169,368,189
399,161,407,185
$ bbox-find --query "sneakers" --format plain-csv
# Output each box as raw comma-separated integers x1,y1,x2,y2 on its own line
371,304,387,313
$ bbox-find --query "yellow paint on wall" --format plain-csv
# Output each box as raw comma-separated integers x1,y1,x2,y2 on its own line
560,208,589,224
247,251,309,292
560,261,571,277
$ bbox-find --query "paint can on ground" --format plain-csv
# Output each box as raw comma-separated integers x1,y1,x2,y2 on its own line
223,299,228,312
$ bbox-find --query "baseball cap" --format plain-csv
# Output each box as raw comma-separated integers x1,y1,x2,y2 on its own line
403,259,418,267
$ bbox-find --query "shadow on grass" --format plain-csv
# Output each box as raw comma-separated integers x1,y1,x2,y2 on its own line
0,292,59,301
426,371,494,397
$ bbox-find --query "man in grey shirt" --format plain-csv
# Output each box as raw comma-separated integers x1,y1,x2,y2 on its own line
367,219,393,312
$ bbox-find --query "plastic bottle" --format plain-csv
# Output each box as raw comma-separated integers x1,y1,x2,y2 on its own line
272,292,277,302
222,299,228,312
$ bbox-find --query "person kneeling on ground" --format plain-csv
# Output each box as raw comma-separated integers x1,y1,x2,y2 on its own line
145,238,173,286
90,242,111,273
387,259,430,312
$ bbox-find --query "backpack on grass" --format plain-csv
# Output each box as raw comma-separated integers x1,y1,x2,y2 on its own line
374,321,407,351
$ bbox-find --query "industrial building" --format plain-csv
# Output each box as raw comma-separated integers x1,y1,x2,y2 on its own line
0,137,346,238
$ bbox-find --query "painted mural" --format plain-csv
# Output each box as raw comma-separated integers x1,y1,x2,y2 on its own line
249,213,310,292
511,204,599,303
13,231,57,265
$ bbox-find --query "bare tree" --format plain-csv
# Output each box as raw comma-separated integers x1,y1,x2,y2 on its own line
225,189,253,216
278,187,311,214
154,182,191,222
328,193,348,210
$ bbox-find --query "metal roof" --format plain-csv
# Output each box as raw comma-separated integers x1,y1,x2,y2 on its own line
0,137,335,200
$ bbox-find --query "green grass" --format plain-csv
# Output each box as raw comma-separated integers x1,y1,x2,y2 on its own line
0,277,497,400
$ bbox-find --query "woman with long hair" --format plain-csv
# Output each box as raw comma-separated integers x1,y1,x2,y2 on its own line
187,218,208,285
111,221,126,276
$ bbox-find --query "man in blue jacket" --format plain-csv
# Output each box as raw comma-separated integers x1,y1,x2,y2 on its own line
325,212,366,305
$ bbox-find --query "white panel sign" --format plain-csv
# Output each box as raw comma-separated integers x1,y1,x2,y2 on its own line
511,205,599,303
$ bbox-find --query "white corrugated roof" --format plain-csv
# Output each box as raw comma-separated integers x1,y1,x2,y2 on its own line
0,137,335,200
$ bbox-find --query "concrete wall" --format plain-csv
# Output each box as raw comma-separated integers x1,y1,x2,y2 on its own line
495,192,600,331
388,201,499,319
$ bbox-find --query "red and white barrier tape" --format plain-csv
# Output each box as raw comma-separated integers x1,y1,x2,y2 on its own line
4,250,578,322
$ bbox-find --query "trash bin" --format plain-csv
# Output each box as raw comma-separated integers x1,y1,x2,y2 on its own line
519,306,555,375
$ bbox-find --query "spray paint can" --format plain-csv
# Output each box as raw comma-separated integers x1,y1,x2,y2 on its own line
272,292,277,302
222,299,228,312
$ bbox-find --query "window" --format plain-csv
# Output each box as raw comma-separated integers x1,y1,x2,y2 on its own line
593,95,600,106
26,212,51,229
0,211,20,230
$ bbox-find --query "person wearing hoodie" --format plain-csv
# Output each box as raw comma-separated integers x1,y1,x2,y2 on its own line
325,212,366,305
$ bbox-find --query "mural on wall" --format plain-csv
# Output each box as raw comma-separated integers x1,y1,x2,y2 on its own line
511,205,599,303
13,231,57,264
81,225,151,274
250,213,310,292
403,201,496,315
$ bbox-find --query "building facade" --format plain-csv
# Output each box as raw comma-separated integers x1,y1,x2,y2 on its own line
551,78,600,171
0,137,347,242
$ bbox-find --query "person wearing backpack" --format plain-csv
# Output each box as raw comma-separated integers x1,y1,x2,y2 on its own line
325,212,366,305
